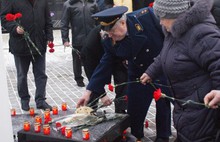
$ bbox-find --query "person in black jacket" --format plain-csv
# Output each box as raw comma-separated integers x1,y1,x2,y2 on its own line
1,0,53,111
212,0,220,28
97,0,114,11
60,0,98,87
81,25,128,113
132,0,154,11
81,0,128,113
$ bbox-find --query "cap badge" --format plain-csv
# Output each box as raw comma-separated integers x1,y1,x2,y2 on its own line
100,18,119,26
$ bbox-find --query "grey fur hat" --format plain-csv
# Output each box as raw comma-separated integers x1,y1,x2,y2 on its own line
153,0,191,19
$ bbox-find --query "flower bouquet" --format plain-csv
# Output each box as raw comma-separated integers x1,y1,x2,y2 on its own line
5,13,42,61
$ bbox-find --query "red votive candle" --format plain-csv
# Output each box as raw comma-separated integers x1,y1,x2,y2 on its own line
43,124,50,135
65,127,72,138
34,122,41,133
82,128,90,140
61,102,67,111
35,115,42,124
52,106,58,115
11,108,16,116
23,121,30,131
29,107,35,116
44,110,50,119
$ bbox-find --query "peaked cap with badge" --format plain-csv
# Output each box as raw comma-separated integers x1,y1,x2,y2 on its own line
92,6,128,31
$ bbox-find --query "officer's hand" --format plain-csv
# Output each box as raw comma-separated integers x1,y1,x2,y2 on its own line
76,90,92,108
140,73,152,85
16,26,24,34
204,90,220,109
100,30,108,39
100,95,112,106
64,42,70,47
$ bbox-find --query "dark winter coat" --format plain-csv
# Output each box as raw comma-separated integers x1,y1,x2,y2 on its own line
132,0,153,11
1,0,53,56
212,0,220,28
60,0,98,46
97,0,113,11
145,0,220,141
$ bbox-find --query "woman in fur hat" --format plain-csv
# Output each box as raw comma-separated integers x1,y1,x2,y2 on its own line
140,0,220,141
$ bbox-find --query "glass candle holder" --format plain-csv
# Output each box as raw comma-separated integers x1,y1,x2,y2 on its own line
82,128,90,140
61,102,67,111
44,110,50,119
43,124,50,135
52,106,58,115
65,127,72,138
23,121,30,131
34,122,41,133
29,107,35,116
11,108,16,116
35,115,42,124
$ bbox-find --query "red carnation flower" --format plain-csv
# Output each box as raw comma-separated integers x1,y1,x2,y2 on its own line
149,2,154,8
124,95,128,102
61,126,66,135
15,13,22,19
44,117,52,124
49,48,55,53
5,13,15,21
56,122,62,128
48,42,54,48
108,84,114,92
145,120,149,128
153,88,162,101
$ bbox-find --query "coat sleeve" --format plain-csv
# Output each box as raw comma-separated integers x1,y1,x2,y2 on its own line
60,2,70,44
44,0,53,41
145,54,163,80
189,26,220,89
86,38,114,95
0,0,19,37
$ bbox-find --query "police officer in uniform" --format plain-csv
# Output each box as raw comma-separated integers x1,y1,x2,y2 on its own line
77,6,171,142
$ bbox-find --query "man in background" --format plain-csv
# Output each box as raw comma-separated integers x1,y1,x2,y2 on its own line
60,0,98,87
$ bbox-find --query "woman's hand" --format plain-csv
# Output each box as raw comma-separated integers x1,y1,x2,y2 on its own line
140,73,152,85
204,90,220,109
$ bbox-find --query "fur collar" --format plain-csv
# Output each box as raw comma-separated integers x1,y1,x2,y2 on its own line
164,0,214,38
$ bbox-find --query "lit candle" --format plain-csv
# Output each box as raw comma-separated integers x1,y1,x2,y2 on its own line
43,124,50,135
35,115,42,124
11,108,16,116
34,122,41,133
23,121,30,131
29,107,35,116
61,102,67,111
44,110,50,119
52,106,58,115
82,128,90,140
65,127,72,138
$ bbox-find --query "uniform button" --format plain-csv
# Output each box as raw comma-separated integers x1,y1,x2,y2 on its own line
140,64,143,67
133,57,136,60
146,49,150,52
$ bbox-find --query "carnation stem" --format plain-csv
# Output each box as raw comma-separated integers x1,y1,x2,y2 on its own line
24,31,42,56
163,95,207,107
68,46,81,58
114,80,140,88
87,92,107,107
25,38,35,61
